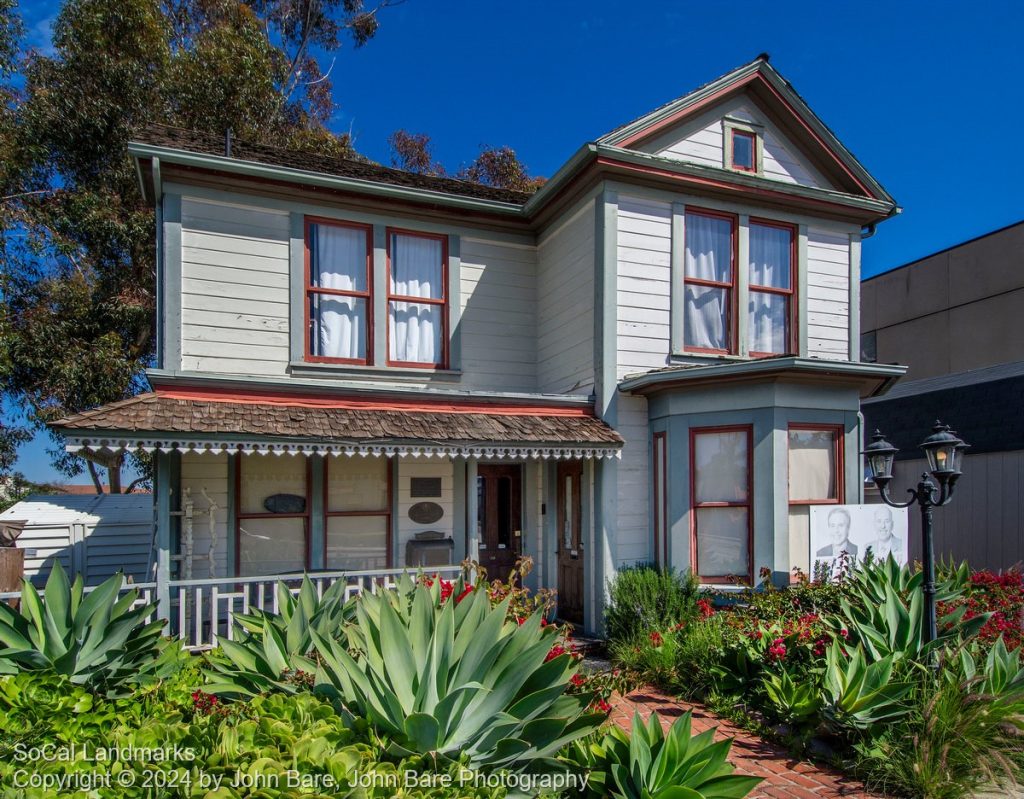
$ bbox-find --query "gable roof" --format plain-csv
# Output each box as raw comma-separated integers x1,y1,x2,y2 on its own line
598,56,895,204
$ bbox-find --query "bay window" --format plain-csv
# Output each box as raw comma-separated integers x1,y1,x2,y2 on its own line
388,229,447,367
684,209,736,354
306,219,372,363
690,426,752,581
748,220,796,356
788,425,843,573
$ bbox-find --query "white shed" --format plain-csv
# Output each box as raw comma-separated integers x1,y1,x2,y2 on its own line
0,494,154,586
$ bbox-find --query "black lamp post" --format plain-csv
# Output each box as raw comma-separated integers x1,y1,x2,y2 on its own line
864,421,969,645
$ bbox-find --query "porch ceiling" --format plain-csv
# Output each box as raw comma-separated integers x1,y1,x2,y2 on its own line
53,392,623,460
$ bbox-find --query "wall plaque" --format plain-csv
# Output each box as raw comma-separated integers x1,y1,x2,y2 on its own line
264,494,306,514
408,501,444,525
410,477,443,498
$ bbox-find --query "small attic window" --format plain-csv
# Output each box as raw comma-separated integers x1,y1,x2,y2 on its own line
730,129,757,172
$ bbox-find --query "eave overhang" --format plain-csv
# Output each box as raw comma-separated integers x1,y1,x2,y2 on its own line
618,358,907,400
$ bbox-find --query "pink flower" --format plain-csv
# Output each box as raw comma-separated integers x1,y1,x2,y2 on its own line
767,638,787,661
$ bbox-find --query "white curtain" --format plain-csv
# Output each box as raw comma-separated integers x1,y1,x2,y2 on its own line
311,224,366,359
788,430,836,500
684,213,732,350
390,234,443,363
748,224,791,354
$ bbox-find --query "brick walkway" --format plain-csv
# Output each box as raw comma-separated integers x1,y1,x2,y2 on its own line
609,687,882,799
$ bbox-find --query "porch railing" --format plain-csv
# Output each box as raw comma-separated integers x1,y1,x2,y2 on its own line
1,566,464,652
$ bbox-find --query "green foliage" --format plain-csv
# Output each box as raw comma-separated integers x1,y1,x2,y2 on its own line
569,711,761,799
821,642,912,731
762,665,823,726
312,573,604,772
0,562,180,693
605,565,700,645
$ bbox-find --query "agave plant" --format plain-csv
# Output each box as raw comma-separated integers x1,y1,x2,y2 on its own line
956,637,1024,700
569,711,761,799
822,641,912,731
762,665,823,725
311,574,604,772
847,554,968,606
0,562,177,693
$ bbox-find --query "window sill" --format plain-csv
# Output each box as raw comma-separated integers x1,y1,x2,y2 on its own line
289,361,462,381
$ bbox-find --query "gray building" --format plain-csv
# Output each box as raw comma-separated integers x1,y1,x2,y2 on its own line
861,220,1024,570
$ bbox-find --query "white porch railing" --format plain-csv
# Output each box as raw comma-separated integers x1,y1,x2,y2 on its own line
0,581,158,622
1,567,465,652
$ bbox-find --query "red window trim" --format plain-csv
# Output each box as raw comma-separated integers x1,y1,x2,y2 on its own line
304,216,374,366
386,227,449,369
234,454,312,576
652,432,668,568
322,456,394,569
748,218,798,358
730,129,757,173
787,423,845,505
689,425,753,584
683,207,739,355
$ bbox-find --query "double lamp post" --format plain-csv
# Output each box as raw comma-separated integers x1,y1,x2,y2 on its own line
863,421,969,645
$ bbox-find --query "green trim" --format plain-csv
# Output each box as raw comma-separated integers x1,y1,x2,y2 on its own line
797,224,809,356
465,458,479,562
161,194,182,371
447,234,462,371
309,455,325,570
289,212,305,363
154,452,174,628
151,156,162,200
849,232,862,361
226,453,237,577
390,457,400,567
452,458,467,563
669,202,686,355
168,450,181,580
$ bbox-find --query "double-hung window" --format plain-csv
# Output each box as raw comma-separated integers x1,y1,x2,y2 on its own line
387,229,448,367
691,426,752,582
748,220,796,356
236,455,310,576
306,219,372,364
788,425,843,573
683,209,736,354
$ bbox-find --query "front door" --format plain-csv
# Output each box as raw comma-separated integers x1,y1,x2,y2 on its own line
477,465,522,580
557,460,584,625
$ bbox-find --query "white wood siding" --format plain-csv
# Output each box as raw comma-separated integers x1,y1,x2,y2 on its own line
807,227,851,360
180,452,230,578
652,98,830,189
615,393,652,566
396,459,453,564
537,200,595,394
616,197,672,379
459,238,538,392
180,198,292,377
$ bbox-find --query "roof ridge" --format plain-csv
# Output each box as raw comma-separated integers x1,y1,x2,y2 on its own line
53,392,159,427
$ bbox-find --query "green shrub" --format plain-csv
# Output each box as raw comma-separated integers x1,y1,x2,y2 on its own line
672,616,727,699
604,565,699,644
568,710,762,799
0,563,181,694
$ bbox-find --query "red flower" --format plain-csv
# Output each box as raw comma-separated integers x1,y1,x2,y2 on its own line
191,690,219,715
696,598,715,619
591,698,612,714
454,586,474,604
649,631,664,647
545,644,567,662
570,673,586,687
839,628,849,639
767,638,787,661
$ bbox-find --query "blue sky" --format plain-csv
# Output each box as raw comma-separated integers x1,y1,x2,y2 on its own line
12,0,1024,483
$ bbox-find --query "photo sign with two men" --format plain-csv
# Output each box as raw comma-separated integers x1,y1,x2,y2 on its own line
809,504,909,579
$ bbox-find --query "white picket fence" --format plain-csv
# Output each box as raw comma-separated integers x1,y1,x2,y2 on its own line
0,566,464,651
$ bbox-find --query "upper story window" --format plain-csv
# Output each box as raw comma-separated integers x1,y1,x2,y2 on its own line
306,219,372,364
748,219,796,356
730,129,757,172
683,209,736,354
387,229,448,368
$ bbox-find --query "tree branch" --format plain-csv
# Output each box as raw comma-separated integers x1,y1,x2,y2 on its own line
86,459,104,494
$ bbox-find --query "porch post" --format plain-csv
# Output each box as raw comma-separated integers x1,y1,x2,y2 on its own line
154,450,177,630
452,458,467,564
466,457,479,564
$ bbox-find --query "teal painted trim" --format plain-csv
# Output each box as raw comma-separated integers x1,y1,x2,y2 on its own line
849,232,861,361
595,187,619,420
580,458,594,630
226,453,237,577
151,156,162,200
447,234,462,371
372,225,387,366
591,457,617,636
770,409,790,585
522,460,540,594
168,451,181,580
670,202,686,355
155,197,163,369
542,462,557,590
162,194,182,372
846,412,864,503
452,458,467,563
390,457,400,567
798,225,809,357
130,144,526,216
154,452,173,629
737,214,751,358
465,458,479,562
310,456,325,570
289,213,305,363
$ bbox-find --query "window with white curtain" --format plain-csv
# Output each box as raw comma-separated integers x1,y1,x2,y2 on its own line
748,221,795,355
788,426,842,574
388,230,446,366
306,221,371,363
684,210,735,353
691,427,751,581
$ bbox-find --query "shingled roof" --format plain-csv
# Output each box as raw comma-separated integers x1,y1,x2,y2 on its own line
55,393,623,459
133,125,533,206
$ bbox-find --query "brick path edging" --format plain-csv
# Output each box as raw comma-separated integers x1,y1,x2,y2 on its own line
609,687,884,799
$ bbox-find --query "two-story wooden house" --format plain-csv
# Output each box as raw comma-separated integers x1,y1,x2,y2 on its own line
54,57,905,637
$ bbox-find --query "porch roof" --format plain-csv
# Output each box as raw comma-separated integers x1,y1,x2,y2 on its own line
53,392,623,460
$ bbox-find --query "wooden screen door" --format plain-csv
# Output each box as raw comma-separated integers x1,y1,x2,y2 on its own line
557,460,584,625
477,465,522,580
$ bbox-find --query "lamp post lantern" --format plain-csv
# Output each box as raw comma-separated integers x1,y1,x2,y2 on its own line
864,421,969,647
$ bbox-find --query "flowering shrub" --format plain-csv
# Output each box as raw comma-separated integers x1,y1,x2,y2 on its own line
939,568,1024,652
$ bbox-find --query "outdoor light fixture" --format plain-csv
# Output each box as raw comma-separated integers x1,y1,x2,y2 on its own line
864,420,969,651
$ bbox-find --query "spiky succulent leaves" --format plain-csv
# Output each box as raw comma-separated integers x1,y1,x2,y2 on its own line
203,616,318,698
0,562,165,692
312,579,603,772
822,641,913,731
